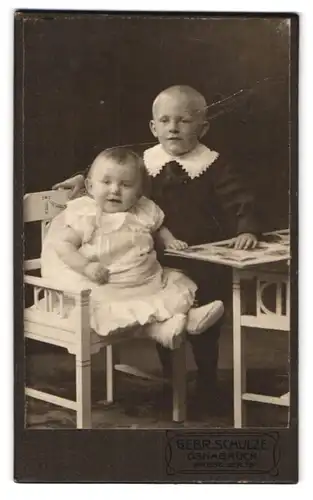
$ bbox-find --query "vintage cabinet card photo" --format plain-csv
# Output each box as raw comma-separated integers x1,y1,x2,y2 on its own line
14,11,298,483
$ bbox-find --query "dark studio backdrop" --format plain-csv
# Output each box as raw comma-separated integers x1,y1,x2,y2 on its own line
22,14,291,237
20,14,292,372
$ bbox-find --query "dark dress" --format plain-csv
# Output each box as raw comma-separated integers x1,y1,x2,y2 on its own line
147,154,259,387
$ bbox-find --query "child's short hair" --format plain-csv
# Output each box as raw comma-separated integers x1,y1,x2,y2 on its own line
152,85,208,120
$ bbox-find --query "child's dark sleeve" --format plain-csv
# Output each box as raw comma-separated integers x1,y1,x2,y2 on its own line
211,156,259,236
73,166,90,179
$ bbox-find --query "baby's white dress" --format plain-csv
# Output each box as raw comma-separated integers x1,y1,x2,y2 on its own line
41,195,197,345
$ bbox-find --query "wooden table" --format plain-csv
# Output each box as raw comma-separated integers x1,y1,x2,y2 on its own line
166,229,290,427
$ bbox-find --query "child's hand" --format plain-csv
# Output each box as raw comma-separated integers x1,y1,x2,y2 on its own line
52,174,85,200
84,262,109,284
232,233,258,250
166,239,189,251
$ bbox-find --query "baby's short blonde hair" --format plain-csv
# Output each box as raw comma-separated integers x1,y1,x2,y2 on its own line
87,146,149,195
88,147,145,178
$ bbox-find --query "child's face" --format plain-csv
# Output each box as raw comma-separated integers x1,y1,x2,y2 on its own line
149,93,208,156
86,158,142,213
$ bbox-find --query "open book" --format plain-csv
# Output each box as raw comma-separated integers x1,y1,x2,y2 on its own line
165,229,290,269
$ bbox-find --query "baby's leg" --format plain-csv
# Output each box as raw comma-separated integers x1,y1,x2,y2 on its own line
146,314,187,349
186,301,224,335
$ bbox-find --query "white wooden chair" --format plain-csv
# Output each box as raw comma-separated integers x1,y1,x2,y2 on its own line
24,190,187,428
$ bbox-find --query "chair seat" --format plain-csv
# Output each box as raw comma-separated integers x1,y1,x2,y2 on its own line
24,305,147,354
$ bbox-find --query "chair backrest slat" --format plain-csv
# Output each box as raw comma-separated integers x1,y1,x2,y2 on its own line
23,190,70,223
24,190,70,265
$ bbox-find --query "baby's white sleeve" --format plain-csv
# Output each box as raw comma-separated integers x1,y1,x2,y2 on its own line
151,202,165,232
134,196,165,232
143,197,165,232
64,200,96,242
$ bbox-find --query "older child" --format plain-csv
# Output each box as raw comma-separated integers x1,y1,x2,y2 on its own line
52,85,259,412
43,147,224,348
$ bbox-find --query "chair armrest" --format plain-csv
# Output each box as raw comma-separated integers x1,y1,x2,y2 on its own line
24,275,91,298
24,259,41,271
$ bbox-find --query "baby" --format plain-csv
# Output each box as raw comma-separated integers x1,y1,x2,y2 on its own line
42,147,224,348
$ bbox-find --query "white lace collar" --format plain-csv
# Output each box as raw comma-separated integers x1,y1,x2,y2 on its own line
143,143,219,179
67,195,128,234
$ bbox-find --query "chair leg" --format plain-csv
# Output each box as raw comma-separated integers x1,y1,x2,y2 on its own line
106,345,114,403
172,337,186,423
76,355,92,429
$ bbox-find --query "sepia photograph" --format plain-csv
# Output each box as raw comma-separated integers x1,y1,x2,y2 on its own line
15,10,298,482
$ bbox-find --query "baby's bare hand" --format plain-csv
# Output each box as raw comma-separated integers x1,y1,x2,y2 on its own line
166,239,189,251
84,262,109,284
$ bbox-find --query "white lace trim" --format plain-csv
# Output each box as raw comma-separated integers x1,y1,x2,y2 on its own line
143,143,219,179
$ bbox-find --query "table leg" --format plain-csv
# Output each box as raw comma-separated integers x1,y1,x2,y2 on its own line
172,336,187,423
233,269,246,428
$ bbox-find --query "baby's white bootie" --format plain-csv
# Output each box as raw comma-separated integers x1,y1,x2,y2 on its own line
187,300,224,335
